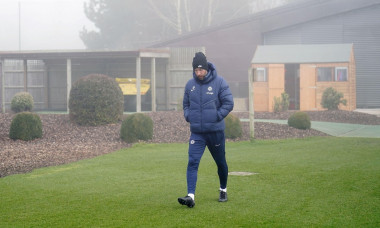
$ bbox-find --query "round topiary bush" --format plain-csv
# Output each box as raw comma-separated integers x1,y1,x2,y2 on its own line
120,113,153,143
9,112,42,141
69,74,124,126
11,92,34,113
225,113,242,139
288,111,311,130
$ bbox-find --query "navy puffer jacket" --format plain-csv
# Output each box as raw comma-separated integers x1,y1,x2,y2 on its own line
183,62,234,133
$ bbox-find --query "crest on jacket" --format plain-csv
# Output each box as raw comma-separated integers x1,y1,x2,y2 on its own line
206,86,213,95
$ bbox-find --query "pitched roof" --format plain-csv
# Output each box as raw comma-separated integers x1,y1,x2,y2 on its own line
251,44,353,64
149,0,380,48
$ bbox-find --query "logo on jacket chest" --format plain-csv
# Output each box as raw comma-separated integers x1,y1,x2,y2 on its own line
206,86,214,95
190,85,214,95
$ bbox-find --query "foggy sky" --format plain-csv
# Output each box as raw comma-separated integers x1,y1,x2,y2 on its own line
0,0,94,51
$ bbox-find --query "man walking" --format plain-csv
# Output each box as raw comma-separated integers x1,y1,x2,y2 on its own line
178,52,234,208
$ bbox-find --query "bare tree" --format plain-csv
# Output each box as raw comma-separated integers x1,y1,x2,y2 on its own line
147,0,253,35
148,0,182,35
81,0,298,50
249,0,296,13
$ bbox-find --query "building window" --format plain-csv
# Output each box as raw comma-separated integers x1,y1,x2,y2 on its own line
335,67,348,81
254,68,267,82
317,67,333,81
317,67,348,82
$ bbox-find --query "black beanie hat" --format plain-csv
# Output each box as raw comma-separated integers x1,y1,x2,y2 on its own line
192,52,208,71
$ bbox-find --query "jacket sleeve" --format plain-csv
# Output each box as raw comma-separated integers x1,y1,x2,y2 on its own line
217,78,234,121
183,85,190,122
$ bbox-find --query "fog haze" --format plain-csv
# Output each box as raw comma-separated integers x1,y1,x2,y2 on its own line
0,0,291,51
0,0,94,51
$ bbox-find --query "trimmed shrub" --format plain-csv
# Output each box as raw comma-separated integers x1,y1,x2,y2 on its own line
273,92,289,113
281,92,290,112
120,113,153,143
69,74,124,126
225,113,242,139
11,92,34,113
9,112,42,141
288,111,311,130
321,87,347,110
273,96,282,113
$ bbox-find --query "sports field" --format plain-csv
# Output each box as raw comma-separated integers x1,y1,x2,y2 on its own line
1,137,379,227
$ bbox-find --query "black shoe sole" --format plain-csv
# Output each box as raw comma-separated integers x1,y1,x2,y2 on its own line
219,192,228,202
178,198,195,208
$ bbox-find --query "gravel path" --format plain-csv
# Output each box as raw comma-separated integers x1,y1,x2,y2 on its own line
1,110,379,177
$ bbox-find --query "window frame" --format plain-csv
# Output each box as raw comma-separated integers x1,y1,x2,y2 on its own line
335,67,348,81
317,66,349,82
253,67,267,82
317,67,334,82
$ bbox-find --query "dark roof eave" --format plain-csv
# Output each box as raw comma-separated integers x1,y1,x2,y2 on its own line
0,49,170,60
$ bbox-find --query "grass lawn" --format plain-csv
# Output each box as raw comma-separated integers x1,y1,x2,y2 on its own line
0,137,379,227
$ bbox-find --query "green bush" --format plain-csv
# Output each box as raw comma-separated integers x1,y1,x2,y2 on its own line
177,96,183,111
273,96,282,113
9,112,42,141
273,92,289,113
281,92,289,112
11,92,34,113
321,87,347,110
288,111,311,130
120,113,153,143
69,74,124,126
225,113,242,139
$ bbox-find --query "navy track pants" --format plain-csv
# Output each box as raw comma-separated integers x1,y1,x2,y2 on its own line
186,131,228,194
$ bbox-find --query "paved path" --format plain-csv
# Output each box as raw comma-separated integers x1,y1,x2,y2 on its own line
355,109,380,117
245,119,380,138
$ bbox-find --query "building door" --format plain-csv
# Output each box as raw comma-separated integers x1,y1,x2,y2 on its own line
285,64,300,110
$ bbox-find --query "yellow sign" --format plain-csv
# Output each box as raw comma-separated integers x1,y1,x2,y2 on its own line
115,78,151,95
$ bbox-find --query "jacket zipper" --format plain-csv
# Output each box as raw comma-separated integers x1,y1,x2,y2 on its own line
200,83,203,132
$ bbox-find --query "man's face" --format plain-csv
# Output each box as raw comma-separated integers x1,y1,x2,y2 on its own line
194,68,208,80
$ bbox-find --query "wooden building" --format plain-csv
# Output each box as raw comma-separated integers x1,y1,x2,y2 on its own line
251,44,356,112
0,48,205,113
0,49,170,112
150,0,380,109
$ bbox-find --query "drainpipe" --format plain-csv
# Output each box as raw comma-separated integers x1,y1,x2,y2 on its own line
67,58,72,112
